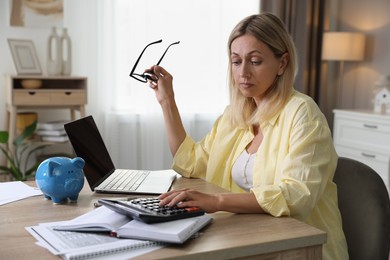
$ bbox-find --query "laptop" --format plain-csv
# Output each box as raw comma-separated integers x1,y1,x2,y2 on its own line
64,115,177,194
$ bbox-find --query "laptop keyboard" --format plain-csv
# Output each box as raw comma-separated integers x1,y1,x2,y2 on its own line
100,170,150,191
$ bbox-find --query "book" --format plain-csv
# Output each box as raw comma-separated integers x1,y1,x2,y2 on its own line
37,120,69,130
41,135,69,142
53,205,212,244
37,129,67,136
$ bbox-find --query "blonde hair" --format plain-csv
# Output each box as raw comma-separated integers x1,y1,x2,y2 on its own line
228,13,298,128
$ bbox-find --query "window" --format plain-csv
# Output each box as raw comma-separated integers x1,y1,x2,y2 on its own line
99,0,260,115
97,0,260,169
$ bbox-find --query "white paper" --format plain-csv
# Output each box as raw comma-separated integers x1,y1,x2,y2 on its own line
60,205,127,224
0,181,42,205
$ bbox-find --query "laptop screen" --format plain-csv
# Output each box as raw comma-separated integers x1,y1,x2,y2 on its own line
64,116,115,190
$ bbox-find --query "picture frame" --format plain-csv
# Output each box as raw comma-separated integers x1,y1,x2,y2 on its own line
8,39,42,75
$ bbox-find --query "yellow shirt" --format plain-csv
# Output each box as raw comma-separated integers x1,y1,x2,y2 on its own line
172,91,348,260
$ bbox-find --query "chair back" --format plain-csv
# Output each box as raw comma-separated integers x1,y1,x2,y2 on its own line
333,157,390,260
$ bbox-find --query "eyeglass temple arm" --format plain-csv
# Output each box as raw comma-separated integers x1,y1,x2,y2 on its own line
129,39,162,75
156,41,180,65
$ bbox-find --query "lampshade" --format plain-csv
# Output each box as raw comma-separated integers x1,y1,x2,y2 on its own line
322,32,366,61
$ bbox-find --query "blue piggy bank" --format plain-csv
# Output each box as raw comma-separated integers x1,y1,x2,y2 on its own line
36,157,85,204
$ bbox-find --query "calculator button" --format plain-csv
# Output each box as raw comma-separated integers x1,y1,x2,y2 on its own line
185,207,201,212
102,197,205,223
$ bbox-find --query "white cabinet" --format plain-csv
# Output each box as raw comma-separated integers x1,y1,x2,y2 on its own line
333,109,390,194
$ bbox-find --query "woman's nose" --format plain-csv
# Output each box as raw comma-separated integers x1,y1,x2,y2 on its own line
239,62,250,78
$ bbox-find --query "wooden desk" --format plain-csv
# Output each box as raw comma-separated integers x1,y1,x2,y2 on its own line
0,178,326,259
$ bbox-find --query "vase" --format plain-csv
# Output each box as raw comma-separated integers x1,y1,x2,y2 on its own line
61,28,72,75
47,27,62,75
16,112,38,136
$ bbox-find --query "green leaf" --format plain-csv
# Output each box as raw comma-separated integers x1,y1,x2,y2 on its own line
0,145,15,166
10,164,23,180
0,165,12,174
0,120,51,181
0,143,22,180
0,163,22,180
13,121,37,146
0,131,9,144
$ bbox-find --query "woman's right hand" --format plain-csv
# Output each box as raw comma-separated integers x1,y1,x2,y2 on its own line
145,65,175,105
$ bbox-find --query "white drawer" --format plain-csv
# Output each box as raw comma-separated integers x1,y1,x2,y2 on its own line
335,145,390,193
334,114,390,153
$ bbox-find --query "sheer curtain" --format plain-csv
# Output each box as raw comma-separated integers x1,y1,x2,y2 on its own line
260,0,325,100
97,0,260,170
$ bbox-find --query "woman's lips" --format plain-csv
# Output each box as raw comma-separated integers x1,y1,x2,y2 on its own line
240,82,254,88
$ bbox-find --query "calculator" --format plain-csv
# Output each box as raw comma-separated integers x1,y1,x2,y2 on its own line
98,197,205,223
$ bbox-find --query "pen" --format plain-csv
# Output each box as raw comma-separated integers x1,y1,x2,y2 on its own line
93,196,142,208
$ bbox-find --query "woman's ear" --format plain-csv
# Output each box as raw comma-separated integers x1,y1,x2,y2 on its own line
277,53,289,76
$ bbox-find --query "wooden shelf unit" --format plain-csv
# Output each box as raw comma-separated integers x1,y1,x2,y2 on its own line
4,75,87,149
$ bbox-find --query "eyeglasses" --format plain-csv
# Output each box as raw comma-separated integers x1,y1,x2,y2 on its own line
129,39,180,83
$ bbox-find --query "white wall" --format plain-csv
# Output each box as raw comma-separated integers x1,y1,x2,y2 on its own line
336,0,390,110
2,0,390,142
0,0,99,131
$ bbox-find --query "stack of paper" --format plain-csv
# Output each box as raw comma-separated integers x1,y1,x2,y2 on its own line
37,121,69,142
27,222,163,260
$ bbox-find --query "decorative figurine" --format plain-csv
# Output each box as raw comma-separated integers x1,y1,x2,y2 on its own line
374,87,390,114
374,75,390,113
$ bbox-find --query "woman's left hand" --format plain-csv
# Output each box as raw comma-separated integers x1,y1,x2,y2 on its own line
158,188,221,213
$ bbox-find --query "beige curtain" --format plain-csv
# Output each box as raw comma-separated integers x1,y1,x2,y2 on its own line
260,0,331,120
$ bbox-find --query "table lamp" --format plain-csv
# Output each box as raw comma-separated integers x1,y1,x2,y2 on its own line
322,32,366,107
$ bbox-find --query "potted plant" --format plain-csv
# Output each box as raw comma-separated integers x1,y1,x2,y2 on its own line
0,121,50,181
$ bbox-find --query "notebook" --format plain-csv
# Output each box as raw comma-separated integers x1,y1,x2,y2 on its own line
64,115,177,194
53,205,212,244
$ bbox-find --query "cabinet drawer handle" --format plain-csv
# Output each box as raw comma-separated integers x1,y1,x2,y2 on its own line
361,152,376,159
363,124,378,129
28,91,36,95
65,92,72,95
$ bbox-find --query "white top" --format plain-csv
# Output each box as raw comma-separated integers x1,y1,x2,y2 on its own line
232,149,255,191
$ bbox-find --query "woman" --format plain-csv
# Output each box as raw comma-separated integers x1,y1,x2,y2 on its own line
145,13,348,259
